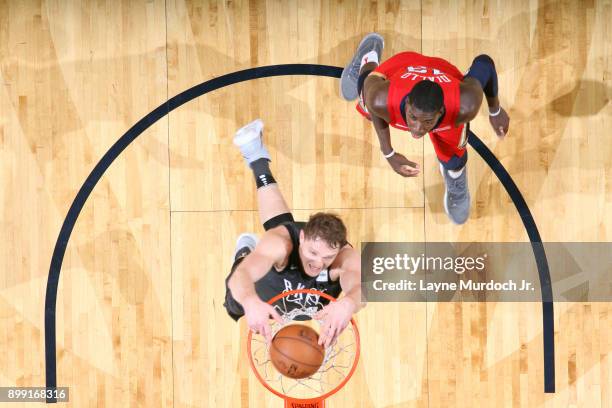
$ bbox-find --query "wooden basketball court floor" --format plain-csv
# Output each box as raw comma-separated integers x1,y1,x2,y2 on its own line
1,0,611,406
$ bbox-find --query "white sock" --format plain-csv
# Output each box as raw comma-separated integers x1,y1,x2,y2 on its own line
360,50,379,68
448,167,465,179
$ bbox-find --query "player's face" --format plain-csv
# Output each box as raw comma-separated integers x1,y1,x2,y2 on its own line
404,104,443,139
298,232,341,277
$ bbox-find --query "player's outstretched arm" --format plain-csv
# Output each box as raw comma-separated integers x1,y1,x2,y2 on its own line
228,230,287,340
336,247,363,313
314,247,363,348
364,76,420,177
459,54,510,137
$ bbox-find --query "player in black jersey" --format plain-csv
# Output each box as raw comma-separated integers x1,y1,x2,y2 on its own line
224,119,362,348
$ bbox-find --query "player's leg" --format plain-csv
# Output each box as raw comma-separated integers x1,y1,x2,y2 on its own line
340,33,384,102
233,119,294,230
223,233,258,321
432,126,471,225
226,119,292,321
439,155,470,225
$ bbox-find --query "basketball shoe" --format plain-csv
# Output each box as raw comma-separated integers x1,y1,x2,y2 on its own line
340,33,384,101
233,119,270,165
233,233,258,262
440,164,471,225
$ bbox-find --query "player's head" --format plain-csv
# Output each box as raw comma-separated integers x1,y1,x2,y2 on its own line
405,80,444,139
299,212,348,277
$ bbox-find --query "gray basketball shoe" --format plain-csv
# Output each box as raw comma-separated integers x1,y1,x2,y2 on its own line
340,33,384,101
233,119,270,165
233,233,258,262
440,164,471,225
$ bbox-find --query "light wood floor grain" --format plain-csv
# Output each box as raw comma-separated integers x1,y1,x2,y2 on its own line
0,0,610,406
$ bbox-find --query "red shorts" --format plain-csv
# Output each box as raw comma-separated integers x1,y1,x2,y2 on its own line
429,125,469,163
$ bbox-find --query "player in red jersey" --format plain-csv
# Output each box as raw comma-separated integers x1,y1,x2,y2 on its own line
340,34,510,224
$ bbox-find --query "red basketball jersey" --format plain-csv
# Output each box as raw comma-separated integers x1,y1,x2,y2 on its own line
356,51,468,161
377,51,463,131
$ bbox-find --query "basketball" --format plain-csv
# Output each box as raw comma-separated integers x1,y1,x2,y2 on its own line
269,324,325,379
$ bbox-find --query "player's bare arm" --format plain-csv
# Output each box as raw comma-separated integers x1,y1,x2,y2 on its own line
363,72,390,122
364,74,420,177
459,54,510,137
228,228,290,340
314,246,362,347
334,246,364,312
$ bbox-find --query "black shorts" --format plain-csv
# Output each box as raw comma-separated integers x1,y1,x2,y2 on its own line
223,212,295,321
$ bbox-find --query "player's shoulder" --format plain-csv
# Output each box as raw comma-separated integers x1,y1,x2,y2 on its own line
365,75,390,117
457,77,484,124
257,225,293,258
330,244,360,271
328,245,360,281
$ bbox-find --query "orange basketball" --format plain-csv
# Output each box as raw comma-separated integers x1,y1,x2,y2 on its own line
269,324,325,379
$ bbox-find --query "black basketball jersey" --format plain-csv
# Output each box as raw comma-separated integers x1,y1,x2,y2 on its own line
254,221,342,312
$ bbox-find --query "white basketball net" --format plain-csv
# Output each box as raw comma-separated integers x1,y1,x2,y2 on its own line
248,291,358,400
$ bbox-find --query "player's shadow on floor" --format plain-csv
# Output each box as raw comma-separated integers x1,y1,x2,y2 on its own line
423,176,447,217
549,79,610,117
485,78,610,184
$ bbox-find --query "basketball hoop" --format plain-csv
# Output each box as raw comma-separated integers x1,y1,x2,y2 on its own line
247,289,360,407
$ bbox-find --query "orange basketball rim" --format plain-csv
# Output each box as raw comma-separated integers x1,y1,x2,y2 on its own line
247,288,361,408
